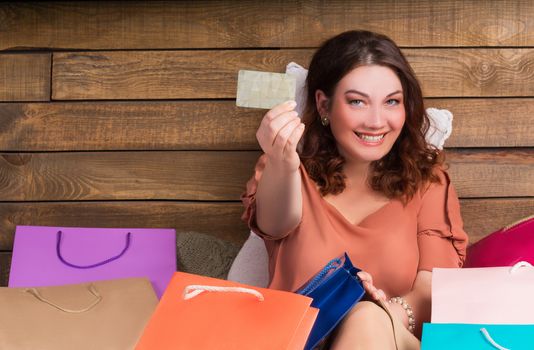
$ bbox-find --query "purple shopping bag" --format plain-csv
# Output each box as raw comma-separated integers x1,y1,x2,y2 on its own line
9,226,176,298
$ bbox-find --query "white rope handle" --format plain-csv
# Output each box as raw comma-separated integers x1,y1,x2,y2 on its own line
183,285,264,301
480,328,510,350
510,261,533,274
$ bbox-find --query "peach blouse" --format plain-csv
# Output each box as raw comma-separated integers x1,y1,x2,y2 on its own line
241,155,468,297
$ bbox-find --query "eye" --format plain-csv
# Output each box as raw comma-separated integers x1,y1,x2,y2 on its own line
349,99,364,106
385,99,400,106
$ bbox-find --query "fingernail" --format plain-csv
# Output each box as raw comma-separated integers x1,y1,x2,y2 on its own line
287,100,297,107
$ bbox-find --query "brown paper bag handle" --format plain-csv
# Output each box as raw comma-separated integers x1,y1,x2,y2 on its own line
25,283,102,313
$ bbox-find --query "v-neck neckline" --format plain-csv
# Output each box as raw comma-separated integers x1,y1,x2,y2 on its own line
320,195,395,227
300,164,395,227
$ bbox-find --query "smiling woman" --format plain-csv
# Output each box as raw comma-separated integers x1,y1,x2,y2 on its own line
242,30,468,349
316,65,406,166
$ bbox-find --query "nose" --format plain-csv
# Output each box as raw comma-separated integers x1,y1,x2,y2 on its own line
364,105,386,129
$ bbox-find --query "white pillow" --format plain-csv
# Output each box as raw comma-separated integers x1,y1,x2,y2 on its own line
227,231,269,287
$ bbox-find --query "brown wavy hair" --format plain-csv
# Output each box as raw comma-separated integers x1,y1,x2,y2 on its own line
300,30,443,202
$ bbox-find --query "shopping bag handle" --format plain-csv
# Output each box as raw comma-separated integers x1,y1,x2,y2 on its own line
56,230,131,269
25,283,102,313
298,257,342,295
480,328,510,350
510,260,532,274
183,285,264,301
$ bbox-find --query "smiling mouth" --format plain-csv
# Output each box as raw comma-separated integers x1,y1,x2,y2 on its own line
355,132,386,143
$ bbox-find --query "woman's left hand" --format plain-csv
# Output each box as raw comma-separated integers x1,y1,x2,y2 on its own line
357,270,387,302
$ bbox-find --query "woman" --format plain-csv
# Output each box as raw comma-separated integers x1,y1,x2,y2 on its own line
241,30,468,349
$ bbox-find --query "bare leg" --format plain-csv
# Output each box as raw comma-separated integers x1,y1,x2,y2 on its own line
330,301,397,350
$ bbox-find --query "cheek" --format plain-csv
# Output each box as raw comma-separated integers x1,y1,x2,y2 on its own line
332,110,357,129
390,111,406,131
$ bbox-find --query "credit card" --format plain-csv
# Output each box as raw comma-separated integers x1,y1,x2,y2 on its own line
236,70,296,109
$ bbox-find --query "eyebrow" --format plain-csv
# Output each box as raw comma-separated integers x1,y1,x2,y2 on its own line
345,89,403,98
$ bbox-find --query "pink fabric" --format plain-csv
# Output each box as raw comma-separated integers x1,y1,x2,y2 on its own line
464,217,534,267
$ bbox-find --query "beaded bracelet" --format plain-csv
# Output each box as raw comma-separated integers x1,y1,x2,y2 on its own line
388,296,415,333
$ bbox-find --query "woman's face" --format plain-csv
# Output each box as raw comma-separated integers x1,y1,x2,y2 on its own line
318,65,406,165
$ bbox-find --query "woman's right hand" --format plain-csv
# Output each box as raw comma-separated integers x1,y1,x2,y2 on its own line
357,271,387,302
255,100,305,173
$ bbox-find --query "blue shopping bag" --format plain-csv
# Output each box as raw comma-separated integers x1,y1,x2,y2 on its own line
422,323,534,350
296,253,365,350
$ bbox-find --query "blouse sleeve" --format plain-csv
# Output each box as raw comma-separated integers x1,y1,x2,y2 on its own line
240,154,282,241
417,168,469,271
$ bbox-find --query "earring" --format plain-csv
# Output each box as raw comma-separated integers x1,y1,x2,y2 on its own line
321,115,330,127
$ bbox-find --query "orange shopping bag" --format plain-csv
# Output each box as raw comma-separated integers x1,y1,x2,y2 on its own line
135,272,318,350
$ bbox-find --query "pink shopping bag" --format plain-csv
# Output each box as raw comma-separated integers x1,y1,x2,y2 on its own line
464,216,534,267
9,225,176,298
432,261,534,324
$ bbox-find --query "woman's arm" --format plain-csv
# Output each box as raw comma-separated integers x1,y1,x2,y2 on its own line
357,269,431,338
255,101,306,238
390,270,432,338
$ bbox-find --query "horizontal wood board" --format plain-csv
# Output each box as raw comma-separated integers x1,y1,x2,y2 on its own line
2,1,534,50
0,53,50,101
0,99,533,151
51,49,534,100
0,150,532,201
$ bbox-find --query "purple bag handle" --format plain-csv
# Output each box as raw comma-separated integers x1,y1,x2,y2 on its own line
56,230,132,269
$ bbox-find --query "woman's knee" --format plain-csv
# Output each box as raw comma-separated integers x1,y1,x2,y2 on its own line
341,301,394,333
329,301,396,349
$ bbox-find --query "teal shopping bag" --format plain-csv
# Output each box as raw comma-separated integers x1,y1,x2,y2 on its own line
422,323,534,350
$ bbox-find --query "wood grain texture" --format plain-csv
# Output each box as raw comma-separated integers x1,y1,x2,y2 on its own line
0,102,263,151
0,252,9,286
0,53,50,101
2,1,534,50
408,49,534,97
51,50,311,100
52,49,534,100
0,151,260,201
446,149,534,198
460,198,534,243
0,150,531,201
1,99,533,151
430,98,534,148
0,201,248,250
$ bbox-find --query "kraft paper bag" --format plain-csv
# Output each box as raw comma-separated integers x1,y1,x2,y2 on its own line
9,225,176,297
136,272,318,350
0,278,158,350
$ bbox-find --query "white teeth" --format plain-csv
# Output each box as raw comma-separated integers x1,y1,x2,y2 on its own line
356,133,385,142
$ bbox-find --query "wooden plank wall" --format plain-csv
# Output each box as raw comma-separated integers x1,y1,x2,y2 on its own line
0,1,533,286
